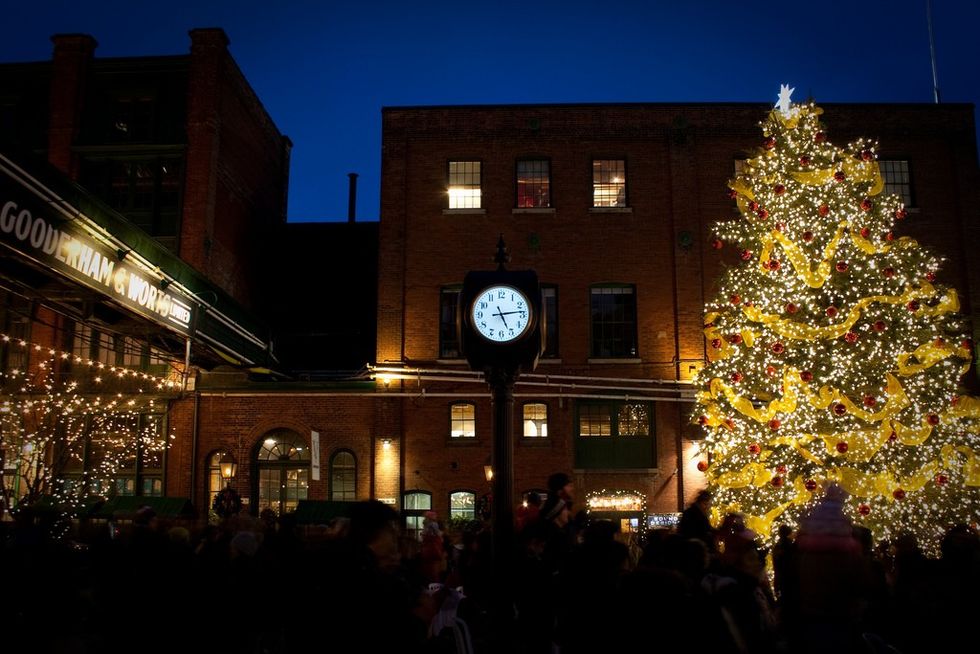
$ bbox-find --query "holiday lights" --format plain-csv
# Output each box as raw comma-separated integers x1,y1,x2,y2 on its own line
693,94,980,554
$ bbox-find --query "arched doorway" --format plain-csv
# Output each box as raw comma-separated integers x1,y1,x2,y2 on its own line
254,429,310,515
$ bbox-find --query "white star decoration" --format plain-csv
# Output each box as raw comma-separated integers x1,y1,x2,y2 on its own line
776,84,796,117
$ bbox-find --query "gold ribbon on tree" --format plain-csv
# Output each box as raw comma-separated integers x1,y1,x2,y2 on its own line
789,156,884,195
897,340,972,376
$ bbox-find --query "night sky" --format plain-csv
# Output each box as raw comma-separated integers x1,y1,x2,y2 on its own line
2,0,978,222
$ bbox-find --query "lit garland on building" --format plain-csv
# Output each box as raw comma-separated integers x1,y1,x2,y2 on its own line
693,91,980,554
0,333,177,534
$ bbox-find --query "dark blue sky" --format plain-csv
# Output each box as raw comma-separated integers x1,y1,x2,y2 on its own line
3,0,978,222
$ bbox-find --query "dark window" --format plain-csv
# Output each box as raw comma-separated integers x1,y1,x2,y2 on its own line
440,286,462,358
330,450,356,501
0,291,31,371
542,285,558,358
448,161,481,209
517,159,550,208
592,159,626,207
111,98,154,142
590,285,637,358
880,160,913,207
575,400,655,469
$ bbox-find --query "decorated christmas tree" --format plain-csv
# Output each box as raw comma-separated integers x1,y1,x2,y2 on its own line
694,86,980,553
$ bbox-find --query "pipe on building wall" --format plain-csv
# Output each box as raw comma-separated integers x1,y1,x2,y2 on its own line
189,392,200,507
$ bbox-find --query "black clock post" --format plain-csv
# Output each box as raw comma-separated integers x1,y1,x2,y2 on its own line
458,237,543,638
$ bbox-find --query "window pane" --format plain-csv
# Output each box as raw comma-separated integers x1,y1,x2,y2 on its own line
451,403,476,438
523,403,548,438
591,286,637,357
542,286,558,358
880,160,913,207
449,161,481,209
440,287,461,358
450,491,476,520
579,404,612,436
618,403,650,436
403,492,432,511
330,451,356,501
517,160,550,208
592,160,626,207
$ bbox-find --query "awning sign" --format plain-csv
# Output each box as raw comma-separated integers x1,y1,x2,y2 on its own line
0,168,194,336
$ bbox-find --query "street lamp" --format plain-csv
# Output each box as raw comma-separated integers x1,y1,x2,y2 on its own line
218,452,238,482
484,464,494,482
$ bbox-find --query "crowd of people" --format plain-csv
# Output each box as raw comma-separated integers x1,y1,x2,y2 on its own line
1,476,978,653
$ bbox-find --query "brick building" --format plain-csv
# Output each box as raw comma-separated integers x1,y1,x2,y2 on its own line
3,30,979,531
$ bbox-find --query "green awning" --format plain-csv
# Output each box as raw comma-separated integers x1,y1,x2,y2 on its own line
292,500,354,524
92,495,194,519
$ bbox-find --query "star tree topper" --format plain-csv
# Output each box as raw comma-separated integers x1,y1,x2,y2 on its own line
775,84,796,117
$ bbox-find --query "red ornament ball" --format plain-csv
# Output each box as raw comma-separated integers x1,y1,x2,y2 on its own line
927,414,940,426
771,342,785,354
771,476,784,488
836,440,849,453
776,464,787,474
730,372,744,383
888,431,898,442
800,155,811,166
728,334,743,345
728,188,738,200
815,131,826,143
748,443,761,455
800,370,814,382
858,503,871,516
926,272,937,283
833,403,848,417
805,479,818,492
861,149,874,162
710,338,723,349
724,418,735,430
863,395,877,407
697,415,709,425
835,261,849,273
764,136,776,150
860,227,871,239
818,204,830,217
935,474,948,486
834,170,846,182
748,200,759,211
826,305,839,318
907,300,920,312
886,231,895,242
860,198,873,212
934,337,945,347
883,267,896,278
730,294,741,305
757,208,769,219
961,339,972,351
774,222,785,232
769,419,781,431
785,302,798,314
768,258,781,271
697,461,709,473
740,249,753,261
803,230,814,242
766,365,778,377
895,207,907,220
893,488,906,500
844,331,859,344
873,320,887,332
774,184,786,195
711,238,724,250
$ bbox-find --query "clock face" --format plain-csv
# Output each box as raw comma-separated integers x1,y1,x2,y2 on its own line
471,285,532,343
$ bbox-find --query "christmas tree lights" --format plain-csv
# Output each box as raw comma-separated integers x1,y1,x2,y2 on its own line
693,90,980,554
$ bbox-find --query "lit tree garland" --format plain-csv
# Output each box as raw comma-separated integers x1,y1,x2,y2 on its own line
693,90,980,554
0,333,177,533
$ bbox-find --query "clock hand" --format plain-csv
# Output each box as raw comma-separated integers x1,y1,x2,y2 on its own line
494,306,509,329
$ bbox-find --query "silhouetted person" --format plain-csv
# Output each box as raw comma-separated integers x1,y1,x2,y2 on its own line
679,490,715,550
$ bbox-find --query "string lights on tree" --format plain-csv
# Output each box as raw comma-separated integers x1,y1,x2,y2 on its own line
693,88,980,554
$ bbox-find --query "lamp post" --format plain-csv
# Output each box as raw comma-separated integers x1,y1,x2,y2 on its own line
218,452,238,485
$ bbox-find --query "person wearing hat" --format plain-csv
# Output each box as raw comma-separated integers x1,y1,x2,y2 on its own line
547,472,575,511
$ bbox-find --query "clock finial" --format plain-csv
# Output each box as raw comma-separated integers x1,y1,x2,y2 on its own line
494,234,511,270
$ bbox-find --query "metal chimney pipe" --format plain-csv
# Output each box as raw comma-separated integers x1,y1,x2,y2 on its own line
347,172,358,223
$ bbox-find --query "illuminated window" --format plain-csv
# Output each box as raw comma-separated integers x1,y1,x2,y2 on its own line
590,285,637,358
517,159,550,208
403,490,432,538
122,336,144,367
880,160,913,207
97,331,116,366
592,160,626,207
448,161,481,209
256,430,310,515
439,286,462,358
542,285,558,358
575,401,655,469
207,450,228,509
578,403,612,436
0,291,30,371
330,450,356,501
522,403,548,438
450,402,476,438
450,490,476,521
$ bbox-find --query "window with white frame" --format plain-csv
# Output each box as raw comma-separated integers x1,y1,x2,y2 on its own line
592,159,626,207
523,403,548,438
448,161,481,209
450,490,476,521
450,402,476,438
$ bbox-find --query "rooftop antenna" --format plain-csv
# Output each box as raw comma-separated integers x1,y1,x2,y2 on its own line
926,0,941,103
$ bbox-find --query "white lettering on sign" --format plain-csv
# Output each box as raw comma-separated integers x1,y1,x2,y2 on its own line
0,198,193,333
